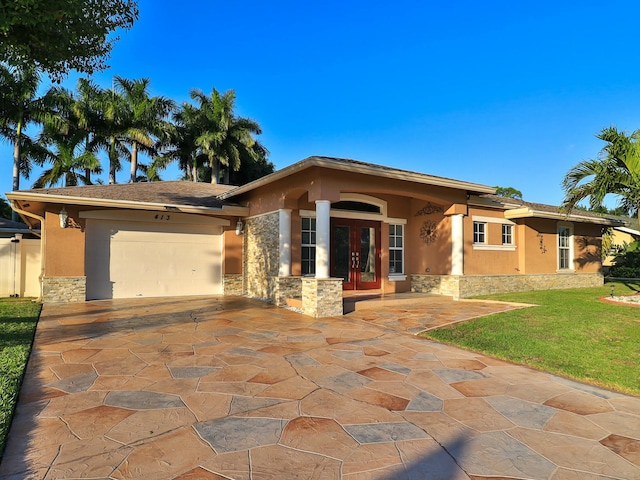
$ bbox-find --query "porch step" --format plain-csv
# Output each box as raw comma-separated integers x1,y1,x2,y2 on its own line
346,293,451,312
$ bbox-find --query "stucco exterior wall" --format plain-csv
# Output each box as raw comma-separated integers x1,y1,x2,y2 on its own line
223,228,243,274
44,206,86,277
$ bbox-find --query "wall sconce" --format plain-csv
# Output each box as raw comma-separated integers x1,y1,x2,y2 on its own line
235,218,244,235
59,206,68,228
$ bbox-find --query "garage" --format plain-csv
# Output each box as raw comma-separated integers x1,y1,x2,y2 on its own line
84,211,226,300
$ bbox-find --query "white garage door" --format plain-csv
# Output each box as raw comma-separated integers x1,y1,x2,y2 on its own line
85,218,223,300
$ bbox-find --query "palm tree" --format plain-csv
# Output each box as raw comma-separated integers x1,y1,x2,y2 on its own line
159,101,204,182
0,64,49,192
191,88,263,184
562,126,640,223
114,76,175,183
32,88,102,188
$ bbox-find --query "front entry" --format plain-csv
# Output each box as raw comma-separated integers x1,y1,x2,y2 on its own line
331,219,381,290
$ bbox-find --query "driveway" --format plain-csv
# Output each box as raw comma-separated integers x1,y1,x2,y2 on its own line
1,296,639,479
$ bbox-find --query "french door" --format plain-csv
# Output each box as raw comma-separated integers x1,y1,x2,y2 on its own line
331,219,381,290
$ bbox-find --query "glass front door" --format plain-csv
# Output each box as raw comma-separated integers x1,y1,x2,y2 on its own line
331,219,381,290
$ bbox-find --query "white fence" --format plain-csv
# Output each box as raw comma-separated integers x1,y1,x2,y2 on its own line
0,235,41,298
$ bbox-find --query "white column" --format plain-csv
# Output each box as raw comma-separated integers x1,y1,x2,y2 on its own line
278,209,292,277
315,200,331,278
451,214,464,275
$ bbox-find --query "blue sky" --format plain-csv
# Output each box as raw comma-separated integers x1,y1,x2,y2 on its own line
4,0,640,208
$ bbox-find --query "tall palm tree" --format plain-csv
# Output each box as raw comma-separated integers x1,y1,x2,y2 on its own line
32,87,102,187
159,102,203,182
562,126,640,223
191,88,263,184
0,64,49,192
114,76,175,183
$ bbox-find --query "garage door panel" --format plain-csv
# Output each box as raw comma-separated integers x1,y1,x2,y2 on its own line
86,219,222,300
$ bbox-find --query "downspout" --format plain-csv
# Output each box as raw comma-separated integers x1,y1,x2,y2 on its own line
10,200,45,302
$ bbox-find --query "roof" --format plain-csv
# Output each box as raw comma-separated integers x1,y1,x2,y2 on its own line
0,217,33,232
6,181,249,216
475,194,626,226
615,226,640,237
221,156,497,199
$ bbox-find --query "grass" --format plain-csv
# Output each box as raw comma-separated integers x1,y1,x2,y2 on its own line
423,280,640,396
0,297,41,459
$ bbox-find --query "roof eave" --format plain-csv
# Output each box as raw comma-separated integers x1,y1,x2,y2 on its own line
504,207,625,226
6,191,249,217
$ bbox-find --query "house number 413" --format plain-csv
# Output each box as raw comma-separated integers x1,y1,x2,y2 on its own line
154,214,171,221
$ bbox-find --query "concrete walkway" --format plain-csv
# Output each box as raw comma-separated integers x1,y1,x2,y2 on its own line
1,296,639,479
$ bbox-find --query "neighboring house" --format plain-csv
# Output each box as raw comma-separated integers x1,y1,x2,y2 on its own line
0,218,41,297
603,218,640,270
6,156,626,316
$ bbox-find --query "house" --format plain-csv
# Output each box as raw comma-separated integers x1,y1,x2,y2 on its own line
0,218,41,297
6,156,625,316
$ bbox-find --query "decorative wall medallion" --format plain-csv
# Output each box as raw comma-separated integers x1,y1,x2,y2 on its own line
537,233,547,254
420,221,438,244
415,202,444,216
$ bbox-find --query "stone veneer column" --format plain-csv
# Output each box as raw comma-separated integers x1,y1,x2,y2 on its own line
302,277,343,317
315,200,331,279
451,213,464,275
278,209,292,277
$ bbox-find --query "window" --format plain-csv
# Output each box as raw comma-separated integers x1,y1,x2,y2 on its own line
389,224,404,274
473,222,486,244
301,217,316,275
502,224,514,245
558,224,573,270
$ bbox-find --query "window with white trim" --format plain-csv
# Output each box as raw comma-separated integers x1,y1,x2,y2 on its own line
558,223,573,270
502,224,514,245
473,222,486,244
389,224,404,274
301,217,316,275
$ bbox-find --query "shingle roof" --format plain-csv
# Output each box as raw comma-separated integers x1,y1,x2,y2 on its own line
221,156,496,199
15,181,238,209
480,194,627,226
0,218,30,230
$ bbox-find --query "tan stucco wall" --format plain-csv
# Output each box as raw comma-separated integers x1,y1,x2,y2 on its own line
223,228,243,274
464,207,519,275
44,206,86,277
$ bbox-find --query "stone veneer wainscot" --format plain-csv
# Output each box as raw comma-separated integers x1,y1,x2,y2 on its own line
42,276,86,303
412,273,604,299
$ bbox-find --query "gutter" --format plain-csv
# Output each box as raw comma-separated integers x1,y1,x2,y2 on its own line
10,200,45,301
6,191,248,217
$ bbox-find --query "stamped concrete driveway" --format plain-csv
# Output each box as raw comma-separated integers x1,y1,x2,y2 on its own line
1,296,639,480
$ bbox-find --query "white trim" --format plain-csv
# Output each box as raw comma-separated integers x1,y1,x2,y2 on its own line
315,200,331,278
472,215,515,225
278,209,292,277
557,221,575,271
388,274,407,281
79,209,231,226
388,223,405,276
299,210,407,224
472,221,487,245
451,214,464,275
473,244,517,251
338,193,388,218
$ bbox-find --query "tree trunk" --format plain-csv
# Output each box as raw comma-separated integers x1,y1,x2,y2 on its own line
211,158,220,184
109,137,117,184
223,166,230,184
129,141,138,183
11,121,22,222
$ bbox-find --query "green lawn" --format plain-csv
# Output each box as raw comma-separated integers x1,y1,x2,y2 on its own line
0,298,41,459
423,280,640,396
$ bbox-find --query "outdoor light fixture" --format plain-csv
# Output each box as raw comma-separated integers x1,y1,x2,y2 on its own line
610,284,615,298
59,207,68,228
235,219,244,235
